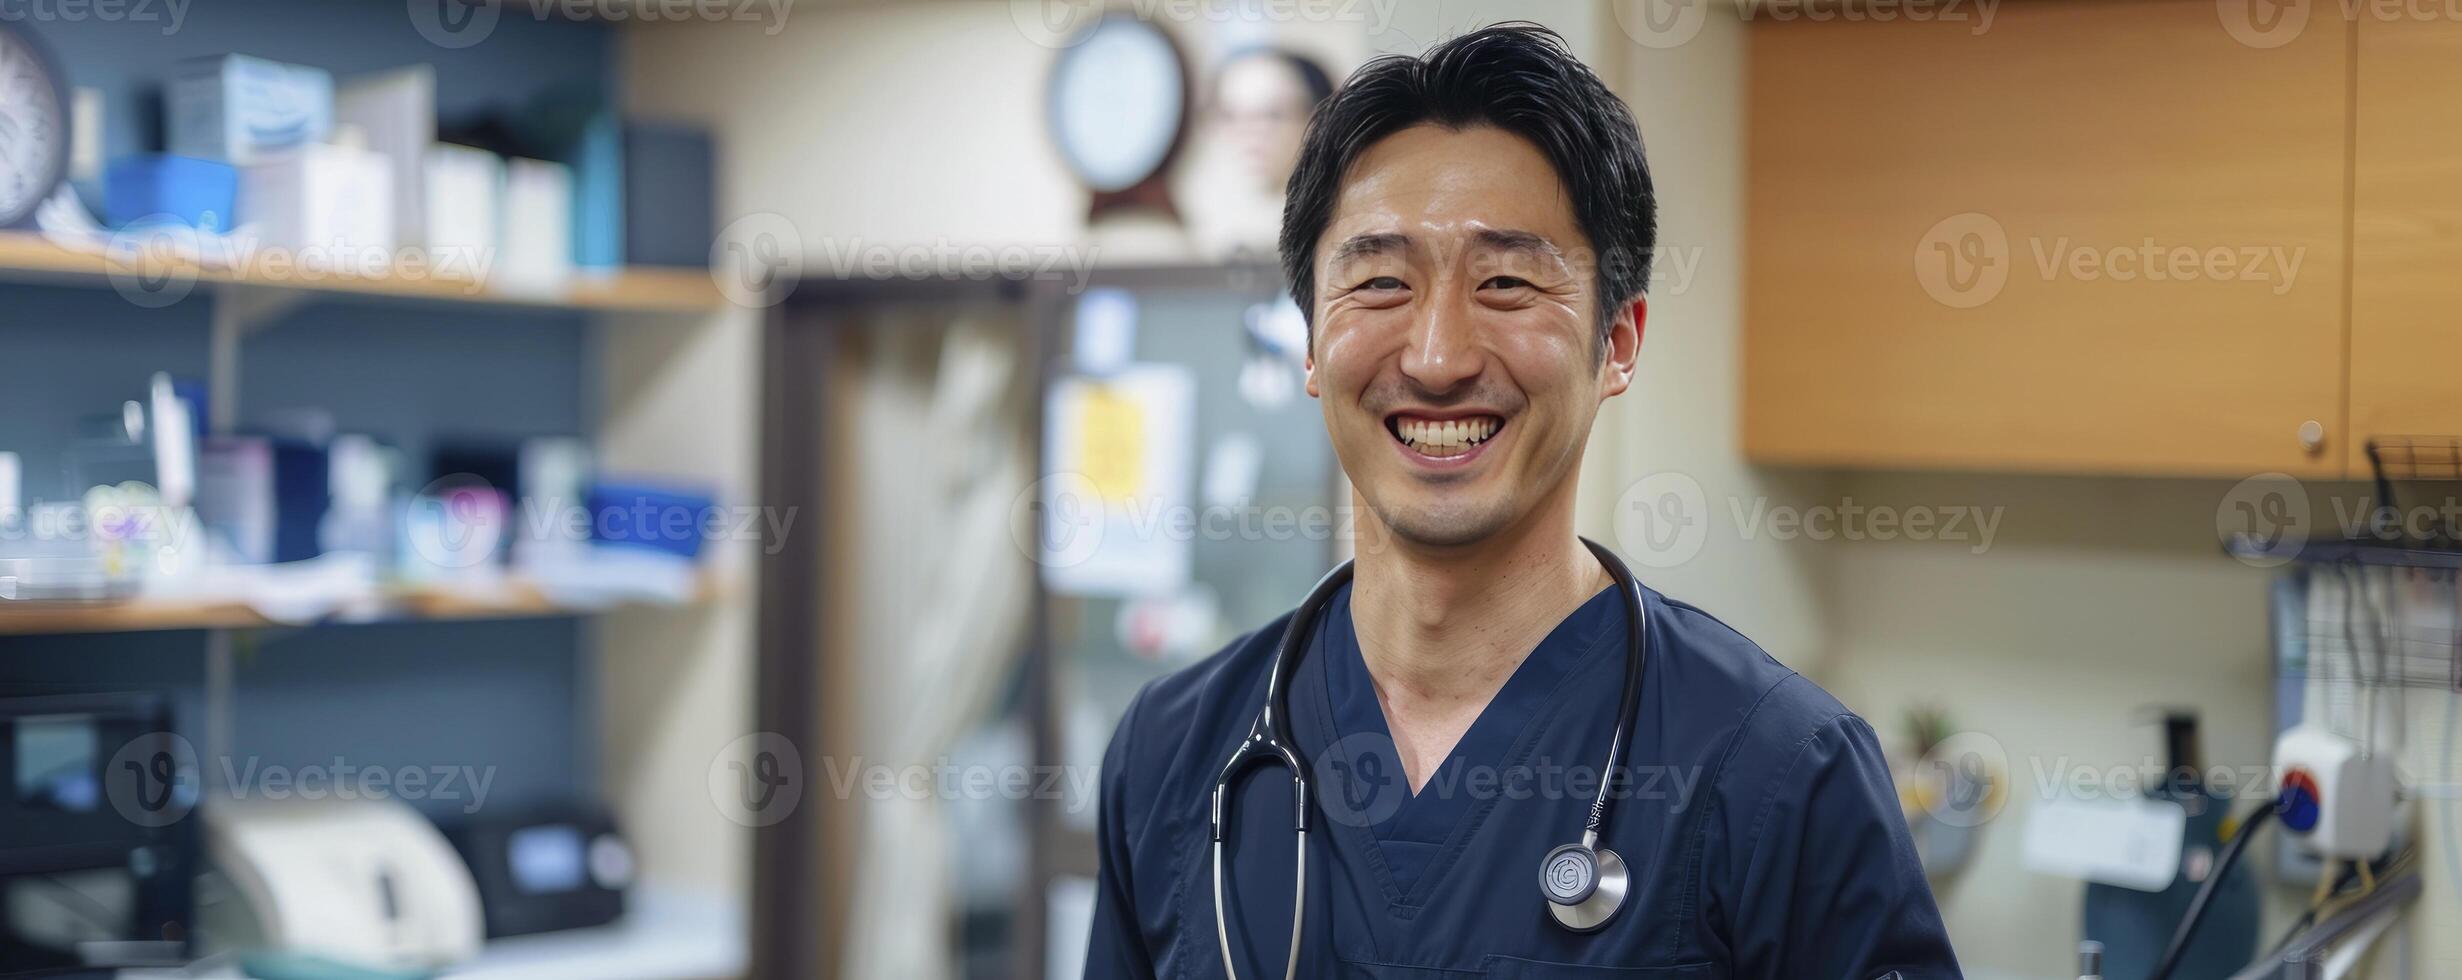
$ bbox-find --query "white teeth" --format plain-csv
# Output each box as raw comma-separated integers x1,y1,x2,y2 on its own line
1394,416,1500,457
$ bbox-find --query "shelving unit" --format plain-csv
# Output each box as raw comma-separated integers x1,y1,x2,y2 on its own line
1,224,762,975
0,571,735,636
0,231,721,315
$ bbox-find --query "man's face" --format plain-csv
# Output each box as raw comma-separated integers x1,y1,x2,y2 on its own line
1305,124,1640,549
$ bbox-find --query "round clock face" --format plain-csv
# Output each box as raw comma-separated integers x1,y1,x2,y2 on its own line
1048,16,1186,194
0,24,67,227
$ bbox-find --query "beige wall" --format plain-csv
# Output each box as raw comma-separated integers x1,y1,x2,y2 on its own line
626,1,2456,975
1576,2,1836,666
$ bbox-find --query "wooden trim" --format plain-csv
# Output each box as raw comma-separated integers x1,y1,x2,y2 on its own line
0,231,720,314
752,303,831,980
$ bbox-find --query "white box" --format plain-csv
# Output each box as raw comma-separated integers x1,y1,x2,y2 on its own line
197,438,274,565
337,67,436,249
498,158,573,293
2275,725,2401,859
168,55,333,165
424,144,503,286
239,143,394,267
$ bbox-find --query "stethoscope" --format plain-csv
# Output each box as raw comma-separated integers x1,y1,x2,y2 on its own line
1209,537,1652,980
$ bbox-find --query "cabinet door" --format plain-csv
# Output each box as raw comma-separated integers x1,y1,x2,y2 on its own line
2351,20,2462,472
1744,1,2349,477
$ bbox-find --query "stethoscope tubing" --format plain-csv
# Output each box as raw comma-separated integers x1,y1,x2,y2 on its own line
1209,539,1650,980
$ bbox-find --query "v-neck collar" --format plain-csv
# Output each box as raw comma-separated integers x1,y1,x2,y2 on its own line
1300,578,1625,907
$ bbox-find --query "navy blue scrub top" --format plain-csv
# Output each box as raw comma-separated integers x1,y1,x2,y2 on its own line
1084,576,1962,979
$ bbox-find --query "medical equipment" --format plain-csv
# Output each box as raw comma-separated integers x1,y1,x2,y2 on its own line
0,693,198,974
2149,800,2278,980
204,797,485,971
2203,439,2462,980
2077,711,2260,976
2273,725,2400,860
1208,537,1652,980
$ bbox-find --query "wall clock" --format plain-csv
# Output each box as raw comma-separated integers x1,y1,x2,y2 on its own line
0,21,68,228
1047,15,1191,221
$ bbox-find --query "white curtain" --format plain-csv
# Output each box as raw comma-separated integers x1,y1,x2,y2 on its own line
838,311,1035,980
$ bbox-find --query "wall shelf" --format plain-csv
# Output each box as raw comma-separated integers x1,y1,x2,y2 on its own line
0,232,723,316
0,572,731,636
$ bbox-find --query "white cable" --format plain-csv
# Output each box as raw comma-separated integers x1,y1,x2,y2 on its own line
2442,572,2462,916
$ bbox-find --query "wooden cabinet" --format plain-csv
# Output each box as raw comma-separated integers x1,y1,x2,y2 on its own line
2351,21,2462,473
1743,1,2352,477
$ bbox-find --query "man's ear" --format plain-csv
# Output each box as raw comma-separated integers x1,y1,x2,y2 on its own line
1304,351,1320,398
1600,295,1645,399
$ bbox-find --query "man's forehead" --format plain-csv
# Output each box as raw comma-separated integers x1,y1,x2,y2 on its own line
1322,125,1582,254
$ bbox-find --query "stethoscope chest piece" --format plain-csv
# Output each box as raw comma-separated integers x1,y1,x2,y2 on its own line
1540,841,1629,933
1212,539,1651,978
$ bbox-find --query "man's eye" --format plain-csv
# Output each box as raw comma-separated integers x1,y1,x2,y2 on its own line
1356,276,1406,292
1482,276,1532,290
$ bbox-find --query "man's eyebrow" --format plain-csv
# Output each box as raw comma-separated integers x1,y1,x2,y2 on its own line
1327,232,1410,267
1472,228,1566,259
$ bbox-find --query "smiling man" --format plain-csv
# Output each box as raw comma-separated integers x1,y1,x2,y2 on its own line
1085,24,1959,979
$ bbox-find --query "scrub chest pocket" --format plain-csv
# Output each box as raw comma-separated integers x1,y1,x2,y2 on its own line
1340,958,1719,979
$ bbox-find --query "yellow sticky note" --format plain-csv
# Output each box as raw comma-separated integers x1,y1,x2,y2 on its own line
1077,384,1146,503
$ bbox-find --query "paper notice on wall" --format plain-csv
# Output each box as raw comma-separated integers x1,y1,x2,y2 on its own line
2021,796,2186,892
1041,365,1195,597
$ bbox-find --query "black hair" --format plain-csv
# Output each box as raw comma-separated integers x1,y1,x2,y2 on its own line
1276,23,1657,349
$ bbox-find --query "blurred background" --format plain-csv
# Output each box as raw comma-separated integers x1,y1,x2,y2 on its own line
0,1,2458,979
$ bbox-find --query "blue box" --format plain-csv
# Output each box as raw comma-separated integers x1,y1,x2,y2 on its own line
104,155,238,231
587,481,715,560
167,55,333,165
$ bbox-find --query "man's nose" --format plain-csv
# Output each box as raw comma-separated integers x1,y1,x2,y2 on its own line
1397,284,1481,392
